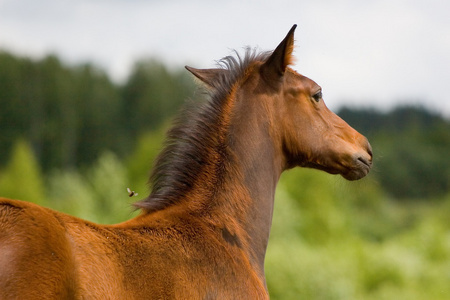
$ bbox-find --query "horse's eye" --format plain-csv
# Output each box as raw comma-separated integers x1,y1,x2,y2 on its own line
312,91,322,102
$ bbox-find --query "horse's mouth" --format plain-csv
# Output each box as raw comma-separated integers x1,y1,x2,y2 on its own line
341,155,372,181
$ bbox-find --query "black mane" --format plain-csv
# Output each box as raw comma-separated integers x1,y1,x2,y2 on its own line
135,49,271,213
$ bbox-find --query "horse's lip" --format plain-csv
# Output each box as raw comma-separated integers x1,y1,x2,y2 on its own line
357,156,372,169
302,153,372,180
340,155,372,181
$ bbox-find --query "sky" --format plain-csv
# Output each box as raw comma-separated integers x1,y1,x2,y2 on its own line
1,0,449,116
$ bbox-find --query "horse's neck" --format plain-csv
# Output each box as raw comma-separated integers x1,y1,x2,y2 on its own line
135,90,283,279
207,92,283,277
229,128,281,268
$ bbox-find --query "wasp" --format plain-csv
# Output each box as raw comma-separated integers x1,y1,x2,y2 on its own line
127,188,138,197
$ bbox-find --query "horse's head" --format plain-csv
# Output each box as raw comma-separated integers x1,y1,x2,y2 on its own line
260,25,372,180
186,25,372,181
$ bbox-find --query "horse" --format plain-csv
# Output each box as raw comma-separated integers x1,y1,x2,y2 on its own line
0,25,372,299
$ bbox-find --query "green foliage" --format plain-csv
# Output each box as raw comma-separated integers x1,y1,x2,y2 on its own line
276,169,349,244
43,130,168,223
375,129,450,199
0,52,123,170
125,128,167,198
47,169,97,221
339,106,450,199
265,168,450,300
121,59,195,135
47,152,138,224
0,52,195,172
0,139,46,205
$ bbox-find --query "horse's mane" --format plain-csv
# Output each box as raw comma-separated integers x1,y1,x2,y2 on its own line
134,48,272,213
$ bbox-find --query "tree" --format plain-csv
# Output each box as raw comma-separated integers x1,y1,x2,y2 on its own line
0,139,46,206
121,59,195,138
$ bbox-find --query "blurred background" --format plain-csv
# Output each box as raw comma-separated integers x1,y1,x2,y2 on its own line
1,0,449,299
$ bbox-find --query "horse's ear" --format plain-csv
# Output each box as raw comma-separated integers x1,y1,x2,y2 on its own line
185,66,228,88
260,24,297,85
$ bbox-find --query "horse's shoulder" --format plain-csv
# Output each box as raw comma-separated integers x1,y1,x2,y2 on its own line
0,198,67,228
0,198,80,299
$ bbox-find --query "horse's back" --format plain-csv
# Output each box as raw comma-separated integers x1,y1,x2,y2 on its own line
0,198,268,299
0,198,78,299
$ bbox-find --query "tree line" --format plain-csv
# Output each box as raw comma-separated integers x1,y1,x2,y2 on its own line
1,51,449,200
0,51,195,171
